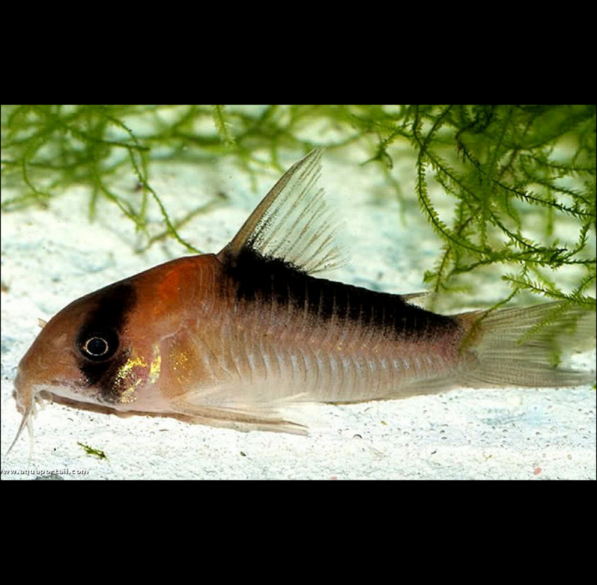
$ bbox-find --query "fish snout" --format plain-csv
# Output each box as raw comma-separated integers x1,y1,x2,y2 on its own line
14,362,38,414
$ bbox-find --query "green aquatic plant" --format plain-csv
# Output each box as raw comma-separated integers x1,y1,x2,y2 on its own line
77,442,108,460
407,105,595,312
1,105,595,311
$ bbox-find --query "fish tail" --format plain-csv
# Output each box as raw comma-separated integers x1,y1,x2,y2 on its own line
454,301,596,388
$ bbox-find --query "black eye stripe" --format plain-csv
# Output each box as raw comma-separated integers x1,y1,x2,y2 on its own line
75,282,136,390
82,282,136,332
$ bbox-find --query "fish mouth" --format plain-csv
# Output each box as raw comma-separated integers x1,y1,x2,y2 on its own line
38,381,108,409
14,374,77,412
9,374,116,454
9,368,68,454
11,363,100,450
9,371,41,454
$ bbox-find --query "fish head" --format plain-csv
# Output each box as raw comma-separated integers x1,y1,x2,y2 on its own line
12,278,163,444
11,255,221,451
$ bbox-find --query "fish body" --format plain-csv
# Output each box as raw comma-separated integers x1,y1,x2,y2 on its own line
11,150,596,444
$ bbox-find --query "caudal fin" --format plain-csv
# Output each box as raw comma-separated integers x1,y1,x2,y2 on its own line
455,301,596,388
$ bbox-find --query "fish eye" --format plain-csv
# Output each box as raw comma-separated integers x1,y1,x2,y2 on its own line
77,329,119,361
84,337,109,356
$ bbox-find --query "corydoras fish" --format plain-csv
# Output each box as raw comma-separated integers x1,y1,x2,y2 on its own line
10,149,596,448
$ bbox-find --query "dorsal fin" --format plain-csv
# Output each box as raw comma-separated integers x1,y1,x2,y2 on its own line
218,149,346,274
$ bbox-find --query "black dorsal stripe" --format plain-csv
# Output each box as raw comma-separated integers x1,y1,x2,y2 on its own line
224,248,459,341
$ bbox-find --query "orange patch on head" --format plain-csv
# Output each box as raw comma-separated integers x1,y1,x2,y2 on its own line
154,267,183,315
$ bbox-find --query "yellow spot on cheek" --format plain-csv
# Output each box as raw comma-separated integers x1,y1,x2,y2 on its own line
173,351,189,371
119,386,137,404
170,350,193,386
116,347,162,404
116,356,147,381
115,355,148,404
149,352,161,383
